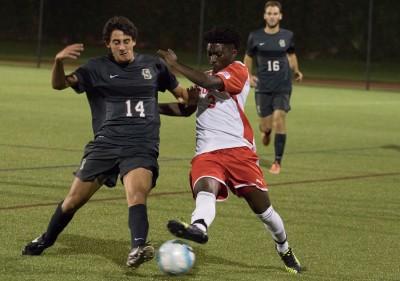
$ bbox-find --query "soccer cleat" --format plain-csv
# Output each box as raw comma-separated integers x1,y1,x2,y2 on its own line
278,247,302,274
22,233,52,256
126,243,155,268
269,161,281,174
167,220,208,244
261,130,272,146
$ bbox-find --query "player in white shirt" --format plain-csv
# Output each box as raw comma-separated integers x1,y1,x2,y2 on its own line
158,26,302,274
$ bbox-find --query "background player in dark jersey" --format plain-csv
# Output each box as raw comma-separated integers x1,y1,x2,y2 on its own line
22,16,189,269
244,1,303,175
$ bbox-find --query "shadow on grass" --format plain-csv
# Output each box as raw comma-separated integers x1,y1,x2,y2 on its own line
56,233,127,265
55,235,280,279
195,246,280,271
56,234,154,278
381,144,400,152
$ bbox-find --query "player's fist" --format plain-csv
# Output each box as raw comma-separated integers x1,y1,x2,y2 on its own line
55,43,84,62
250,75,258,88
157,49,178,66
294,71,303,82
186,85,200,105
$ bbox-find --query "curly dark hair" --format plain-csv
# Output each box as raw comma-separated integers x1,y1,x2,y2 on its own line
102,16,138,43
203,26,240,49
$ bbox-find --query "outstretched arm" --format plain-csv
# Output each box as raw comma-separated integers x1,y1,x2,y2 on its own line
169,84,200,106
52,43,84,90
158,103,197,117
157,49,223,91
160,85,199,116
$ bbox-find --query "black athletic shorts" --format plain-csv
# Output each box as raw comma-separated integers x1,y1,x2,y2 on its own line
73,139,159,188
255,91,292,117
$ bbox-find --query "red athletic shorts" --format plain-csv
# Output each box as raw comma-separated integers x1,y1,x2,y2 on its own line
190,146,268,200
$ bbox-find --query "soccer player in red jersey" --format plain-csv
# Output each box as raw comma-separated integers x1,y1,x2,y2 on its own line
158,26,302,274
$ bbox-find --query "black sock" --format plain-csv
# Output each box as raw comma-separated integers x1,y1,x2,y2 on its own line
129,204,149,248
44,201,75,245
274,134,286,164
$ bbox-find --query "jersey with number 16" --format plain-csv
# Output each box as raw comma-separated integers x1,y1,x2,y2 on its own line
246,28,295,92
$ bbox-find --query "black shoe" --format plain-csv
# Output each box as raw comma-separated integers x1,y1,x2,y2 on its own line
278,247,302,274
22,233,52,256
126,242,155,268
167,220,208,244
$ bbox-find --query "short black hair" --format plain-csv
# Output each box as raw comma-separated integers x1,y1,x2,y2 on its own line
203,26,240,49
102,16,138,43
265,1,282,12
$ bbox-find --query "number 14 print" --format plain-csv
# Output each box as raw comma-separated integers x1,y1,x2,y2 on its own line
125,100,145,117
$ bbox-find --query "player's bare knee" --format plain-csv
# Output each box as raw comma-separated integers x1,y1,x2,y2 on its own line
272,118,285,132
193,186,217,196
194,178,219,196
125,186,149,206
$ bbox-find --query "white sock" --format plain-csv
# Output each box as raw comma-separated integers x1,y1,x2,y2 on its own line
191,191,216,232
256,206,289,253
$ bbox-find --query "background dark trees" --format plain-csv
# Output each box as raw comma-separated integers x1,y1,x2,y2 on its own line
0,0,398,61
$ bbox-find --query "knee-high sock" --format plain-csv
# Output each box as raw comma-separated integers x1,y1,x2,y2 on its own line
191,191,216,232
44,201,75,245
129,204,149,248
256,206,289,253
274,133,286,164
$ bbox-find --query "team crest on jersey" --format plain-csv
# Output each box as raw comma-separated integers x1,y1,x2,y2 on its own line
279,39,286,47
142,68,152,79
218,71,231,79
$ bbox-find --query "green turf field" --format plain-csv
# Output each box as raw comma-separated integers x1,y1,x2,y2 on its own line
0,64,399,281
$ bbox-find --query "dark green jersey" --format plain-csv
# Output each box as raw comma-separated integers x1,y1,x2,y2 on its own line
72,53,178,148
246,28,295,92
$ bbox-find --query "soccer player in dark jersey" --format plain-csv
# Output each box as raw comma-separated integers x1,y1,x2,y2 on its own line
21,16,189,269
244,1,303,175
157,27,302,275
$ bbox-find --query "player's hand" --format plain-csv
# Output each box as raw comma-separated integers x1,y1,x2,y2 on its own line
186,85,200,105
294,71,303,82
55,43,84,62
157,49,178,66
250,75,258,88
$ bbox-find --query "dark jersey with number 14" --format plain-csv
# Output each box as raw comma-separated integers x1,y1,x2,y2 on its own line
246,28,295,93
72,53,178,150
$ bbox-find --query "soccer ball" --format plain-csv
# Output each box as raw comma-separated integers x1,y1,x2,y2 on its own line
157,239,195,275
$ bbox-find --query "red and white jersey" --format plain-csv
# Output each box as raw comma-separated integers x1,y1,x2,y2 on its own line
195,61,254,155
